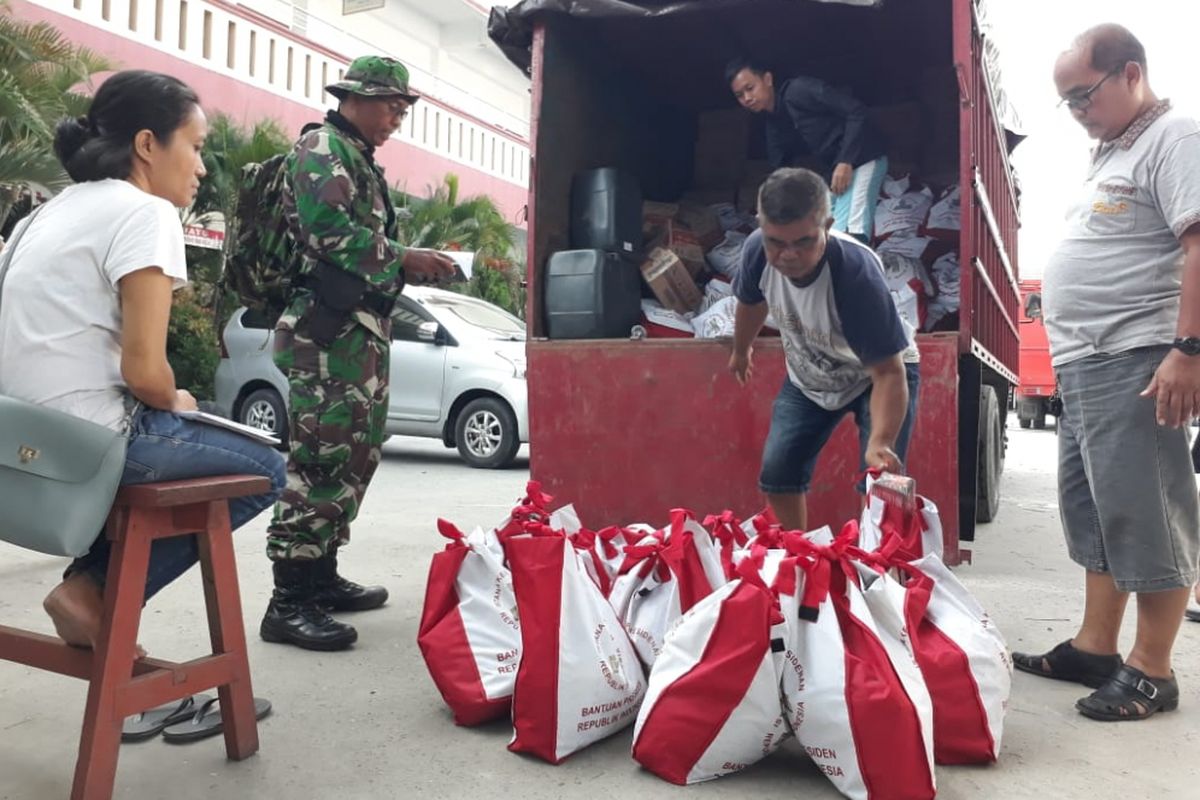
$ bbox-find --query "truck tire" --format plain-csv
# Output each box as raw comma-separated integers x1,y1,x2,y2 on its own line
976,385,1003,523
1019,418,1032,429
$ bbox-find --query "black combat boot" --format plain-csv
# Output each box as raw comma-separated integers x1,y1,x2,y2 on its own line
312,549,389,612
260,559,358,651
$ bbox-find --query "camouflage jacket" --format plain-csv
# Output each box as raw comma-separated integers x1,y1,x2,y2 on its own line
280,111,405,342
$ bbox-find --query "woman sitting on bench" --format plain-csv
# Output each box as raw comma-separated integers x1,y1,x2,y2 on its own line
0,70,286,653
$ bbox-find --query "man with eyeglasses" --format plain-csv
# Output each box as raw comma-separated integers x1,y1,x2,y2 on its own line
728,168,919,531
262,55,457,651
1012,25,1200,722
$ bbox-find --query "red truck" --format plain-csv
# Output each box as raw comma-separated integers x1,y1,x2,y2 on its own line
1017,279,1060,429
489,0,1021,564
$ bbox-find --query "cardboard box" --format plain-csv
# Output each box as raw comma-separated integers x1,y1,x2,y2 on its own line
736,160,774,213
674,201,725,249
640,247,703,314
649,221,706,280
642,200,680,238
643,201,679,225
640,299,696,338
869,102,926,167
693,109,750,189
681,188,736,207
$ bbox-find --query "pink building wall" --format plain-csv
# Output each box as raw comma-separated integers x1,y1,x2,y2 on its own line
12,0,529,223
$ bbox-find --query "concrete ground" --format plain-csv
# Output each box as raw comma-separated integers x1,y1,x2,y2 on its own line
2,425,1199,800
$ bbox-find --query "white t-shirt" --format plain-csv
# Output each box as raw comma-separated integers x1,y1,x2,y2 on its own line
0,180,188,431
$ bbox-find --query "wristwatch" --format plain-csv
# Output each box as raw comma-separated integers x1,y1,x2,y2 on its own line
1172,337,1200,356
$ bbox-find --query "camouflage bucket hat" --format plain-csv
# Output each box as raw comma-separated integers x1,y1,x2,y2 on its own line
326,55,420,103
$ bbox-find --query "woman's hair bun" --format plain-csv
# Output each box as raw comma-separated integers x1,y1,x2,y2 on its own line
53,115,95,173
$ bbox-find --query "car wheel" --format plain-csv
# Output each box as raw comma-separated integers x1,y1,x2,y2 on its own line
455,397,520,469
240,387,288,448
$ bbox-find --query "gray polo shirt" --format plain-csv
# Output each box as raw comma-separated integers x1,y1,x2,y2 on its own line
1043,101,1200,367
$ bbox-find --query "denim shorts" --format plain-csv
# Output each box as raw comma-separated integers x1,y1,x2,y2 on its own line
1057,346,1200,592
759,363,920,494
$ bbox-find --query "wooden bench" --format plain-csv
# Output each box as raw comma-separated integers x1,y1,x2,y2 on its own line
0,474,270,800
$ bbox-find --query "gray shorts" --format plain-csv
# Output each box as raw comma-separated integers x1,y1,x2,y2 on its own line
1057,346,1200,592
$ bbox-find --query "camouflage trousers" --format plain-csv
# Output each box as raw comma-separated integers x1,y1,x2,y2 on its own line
265,317,390,561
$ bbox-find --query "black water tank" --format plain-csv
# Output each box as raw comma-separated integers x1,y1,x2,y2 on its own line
570,168,642,255
544,250,642,340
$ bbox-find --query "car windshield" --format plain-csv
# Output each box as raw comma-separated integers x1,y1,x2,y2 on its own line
424,295,525,339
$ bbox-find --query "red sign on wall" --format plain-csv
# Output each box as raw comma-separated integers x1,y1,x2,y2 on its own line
183,225,225,250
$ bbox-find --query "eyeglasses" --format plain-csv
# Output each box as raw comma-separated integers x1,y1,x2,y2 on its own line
382,99,410,120
1057,68,1122,112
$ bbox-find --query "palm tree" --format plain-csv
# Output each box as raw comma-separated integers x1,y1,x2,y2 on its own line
184,112,291,231
394,173,525,316
0,0,112,224
394,173,518,262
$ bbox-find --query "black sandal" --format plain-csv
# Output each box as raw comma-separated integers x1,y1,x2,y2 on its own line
1076,665,1179,721
1012,639,1122,688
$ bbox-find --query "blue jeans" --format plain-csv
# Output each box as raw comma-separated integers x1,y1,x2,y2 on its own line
759,363,920,494
70,409,287,601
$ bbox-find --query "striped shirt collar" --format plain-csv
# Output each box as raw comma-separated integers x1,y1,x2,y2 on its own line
1111,99,1172,151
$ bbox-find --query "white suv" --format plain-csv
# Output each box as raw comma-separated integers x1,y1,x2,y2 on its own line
213,287,528,469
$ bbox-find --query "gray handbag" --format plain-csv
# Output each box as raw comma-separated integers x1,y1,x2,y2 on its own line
0,205,128,557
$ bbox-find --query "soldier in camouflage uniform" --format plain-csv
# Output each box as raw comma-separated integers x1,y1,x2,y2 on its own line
261,56,456,651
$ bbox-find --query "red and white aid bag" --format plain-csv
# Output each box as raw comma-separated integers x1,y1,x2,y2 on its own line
631,548,790,785
897,554,1011,764
778,526,936,800
608,510,728,669
859,471,944,562
608,532,673,667
572,524,651,596
506,532,646,764
703,510,750,580
417,520,520,726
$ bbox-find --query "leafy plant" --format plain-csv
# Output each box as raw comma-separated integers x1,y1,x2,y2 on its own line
393,173,525,316
167,287,219,399
0,0,112,223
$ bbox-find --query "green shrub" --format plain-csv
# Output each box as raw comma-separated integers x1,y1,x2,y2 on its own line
167,287,220,400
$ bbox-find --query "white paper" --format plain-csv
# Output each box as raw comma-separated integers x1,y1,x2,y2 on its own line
178,410,281,445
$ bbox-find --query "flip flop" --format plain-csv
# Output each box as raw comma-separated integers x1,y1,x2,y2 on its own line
161,696,272,744
122,695,209,742
1185,602,1200,623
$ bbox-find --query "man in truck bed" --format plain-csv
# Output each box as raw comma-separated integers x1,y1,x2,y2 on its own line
726,57,888,242
728,168,919,531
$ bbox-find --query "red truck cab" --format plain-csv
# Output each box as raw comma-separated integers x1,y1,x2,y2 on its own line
1017,279,1060,429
